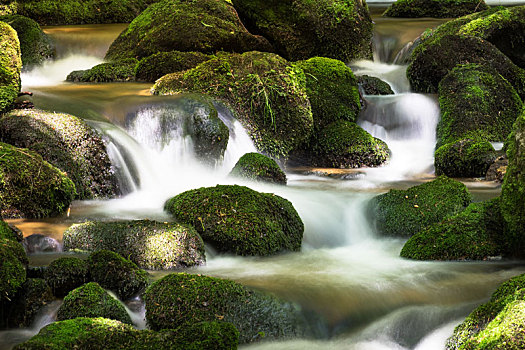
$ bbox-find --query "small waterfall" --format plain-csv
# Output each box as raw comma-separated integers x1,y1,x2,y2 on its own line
372,33,399,63
351,60,410,93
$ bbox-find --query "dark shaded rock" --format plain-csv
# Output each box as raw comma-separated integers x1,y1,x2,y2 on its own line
357,75,394,95
0,238,27,302
384,0,488,18
44,257,89,297
435,139,497,178
486,155,508,182
135,51,213,82
23,234,62,254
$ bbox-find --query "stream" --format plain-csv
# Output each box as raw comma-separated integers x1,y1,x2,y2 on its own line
2,4,525,350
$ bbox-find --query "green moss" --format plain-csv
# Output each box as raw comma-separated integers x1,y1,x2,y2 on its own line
435,139,497,177
88,250,148,300
0,219,18,241
311,120,390,168
368,176,472,237
13,0,155,26
67,58,137,83
14,317,239,350
400,198,506,260
0,238,27,301
437,64,522,148
144,273,306,343
0,21,21,113
63,220,205,270
44,257,89,297
164,185,303,256
0,15,54,67
135,51,213,82
229,152,287,185
357,75,394,95
384,0,488,18
294,57,361,133
57,282,132,324
105,0,271,61
0,142,76,218
153,51,313,160
231,0,373,62
1,109,117,199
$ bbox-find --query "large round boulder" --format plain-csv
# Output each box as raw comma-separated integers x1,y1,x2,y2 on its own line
434,139,497,178
57,282,132,324
63,220,205,270
143,273,306,343
165,185,304,256
0,238,27,302
105,0,272,61
153,51,313,160
0,21,21,113
0,109,118,199
229,152,287,185
0,142,75,218
384,0,488,18
231,0,373,62
135,51,213,82
367,176,472,237
44,257,89,297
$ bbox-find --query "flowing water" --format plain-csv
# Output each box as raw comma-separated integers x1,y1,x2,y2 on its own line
1,8,523,349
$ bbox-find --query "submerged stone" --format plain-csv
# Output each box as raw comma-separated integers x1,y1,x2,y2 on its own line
229,152,287,185
23,234,61,254
384,0,488,18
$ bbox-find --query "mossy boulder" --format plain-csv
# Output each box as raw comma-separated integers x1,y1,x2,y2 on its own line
0,15,54,68
44,257,89,297
87,250,148,300
407,34,525,99
0,21,21,113
164,185,303,256
14,317,239,350
437,64,522,148
309,120,390,168
63,220,205,270
153,51,313,159
435,139,497,178
384,0,488,18
13,0,155,26
400,199,507,261
357,75,394,95
229,152,287,185
0,238,27,302
0,142,76,218
501,107,525,257
447,273,525,349
0,219,21,241
57,282,132,324
105,0,271,61
66,58,137,83
367,176,472,237
0,109,117,200
231,0,373,62
144,273,306,343
294,57,361,133
135,51,213,82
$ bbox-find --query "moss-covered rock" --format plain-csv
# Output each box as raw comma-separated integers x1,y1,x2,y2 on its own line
407,35,525,98
309,120,390,169
294,57,361,133
44,257,89,297
63,220,205,270
165,185,303,256
231,0,373,62
0,219,21,241
400,199,507,261
435,139,497,178
135,51,213,82
0,15,54,68
229,152,287,185
384,0,488,18
88,250,148,300
0,142,75,218
14,317,239,350
13,0,155,26
0,238,27,302
57,282,132,324
0,109,117,200
447,273,525,349
501,107,525,257
105,0,271,61
437,64,522,148
357,75,394,95
0,21,21,113
368,176,472,237
67,58,137,83
153,51,313,159
144,273,306,343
